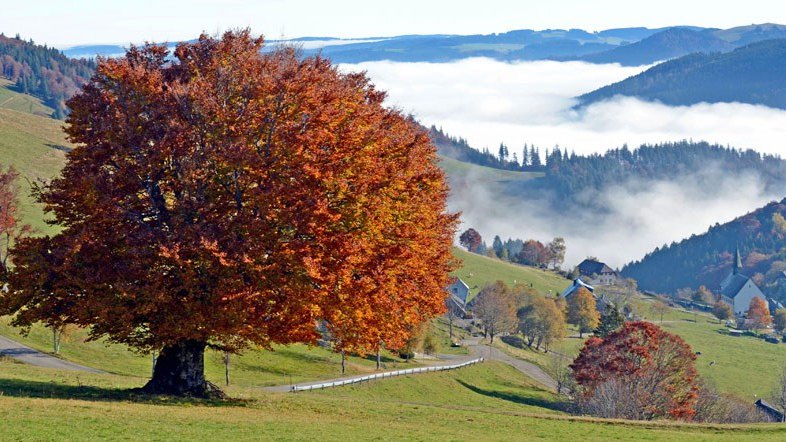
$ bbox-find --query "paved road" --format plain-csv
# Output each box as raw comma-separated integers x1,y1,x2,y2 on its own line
264,336,558,393
461,337,558,391
0,335,104,374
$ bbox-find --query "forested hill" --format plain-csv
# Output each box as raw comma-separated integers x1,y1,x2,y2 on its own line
622,199,786,299
428,126,540,170
536,141,786,206
576,39,786,110
576,28,733,66
0,34,96,118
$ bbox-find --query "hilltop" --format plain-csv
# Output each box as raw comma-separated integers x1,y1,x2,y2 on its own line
577,39,786,109
576,27,733,66
63,24,786,67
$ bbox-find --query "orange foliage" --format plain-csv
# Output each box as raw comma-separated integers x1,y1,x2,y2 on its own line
4,31,457,360
747,297,772,330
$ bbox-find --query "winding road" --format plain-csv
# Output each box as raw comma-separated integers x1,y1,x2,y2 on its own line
0,335,104,374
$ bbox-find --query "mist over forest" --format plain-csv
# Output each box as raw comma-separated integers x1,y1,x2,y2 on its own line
340,58,786,267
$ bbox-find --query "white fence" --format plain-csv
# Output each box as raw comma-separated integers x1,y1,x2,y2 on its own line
290,357,485,392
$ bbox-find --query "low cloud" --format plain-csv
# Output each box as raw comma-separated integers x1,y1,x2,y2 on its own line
342,58,786,156
339,58,786,268
451,166,779,268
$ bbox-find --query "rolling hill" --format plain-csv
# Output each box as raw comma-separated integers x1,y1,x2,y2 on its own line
576,28,733,66
577,39,786,109
622,197,786,296
0,78,70,233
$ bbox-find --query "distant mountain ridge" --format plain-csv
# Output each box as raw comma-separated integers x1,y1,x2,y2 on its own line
574,28,734,66
577,39,786,109
59,24,786,66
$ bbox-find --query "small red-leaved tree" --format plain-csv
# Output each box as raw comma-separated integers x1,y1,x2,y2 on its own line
0,167,29,282
571,321,699,421
2,31,458,397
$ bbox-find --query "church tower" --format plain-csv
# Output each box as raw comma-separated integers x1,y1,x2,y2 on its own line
733,246,742,275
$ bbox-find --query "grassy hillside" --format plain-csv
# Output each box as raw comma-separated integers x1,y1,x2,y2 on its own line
3,358,786,440
0,318,424,388
0,79,69,234
451,247,570,300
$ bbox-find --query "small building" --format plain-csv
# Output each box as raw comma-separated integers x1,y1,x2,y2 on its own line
755,399,784,422
560,278,595,298
560,278,612,312
718,248,767,315
577,259,619,286
447,278,473,318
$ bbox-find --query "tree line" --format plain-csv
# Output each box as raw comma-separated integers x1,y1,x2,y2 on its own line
459,227,566,270
0,34,96,118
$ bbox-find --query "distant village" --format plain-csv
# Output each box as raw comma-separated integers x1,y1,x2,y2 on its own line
454,227,786,345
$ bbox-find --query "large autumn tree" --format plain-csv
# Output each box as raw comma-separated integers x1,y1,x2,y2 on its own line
1,31,457,397
571,322,699,421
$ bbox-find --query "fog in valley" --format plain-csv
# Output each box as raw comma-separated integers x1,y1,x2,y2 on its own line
340,58,786,267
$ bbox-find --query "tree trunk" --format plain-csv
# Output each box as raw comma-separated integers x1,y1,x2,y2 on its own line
341,351,346,374
52,328,61,354
142,340,223,398
376,349,381,370
224,351,230,386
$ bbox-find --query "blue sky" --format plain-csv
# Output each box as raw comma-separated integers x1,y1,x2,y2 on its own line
4,0,786,47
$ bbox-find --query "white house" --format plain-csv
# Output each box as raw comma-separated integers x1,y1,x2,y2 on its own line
719,248,766,315
448,278,471,306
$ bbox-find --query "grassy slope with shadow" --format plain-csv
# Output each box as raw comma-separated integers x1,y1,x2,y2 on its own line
2,358,786,440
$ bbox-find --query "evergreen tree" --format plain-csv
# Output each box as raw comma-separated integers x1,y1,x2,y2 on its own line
594,307,624,338
492,235,503,258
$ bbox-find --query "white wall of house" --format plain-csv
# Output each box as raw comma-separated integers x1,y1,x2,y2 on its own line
733,280,766,315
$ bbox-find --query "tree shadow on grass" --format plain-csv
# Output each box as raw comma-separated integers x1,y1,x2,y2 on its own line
456,380,570,412
0,377,250,407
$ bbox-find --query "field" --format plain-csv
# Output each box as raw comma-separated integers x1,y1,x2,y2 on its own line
3,358,786,440
451,247,570,301
0,80,69,233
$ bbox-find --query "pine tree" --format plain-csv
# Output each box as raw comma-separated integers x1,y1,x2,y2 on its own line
594,307,624,338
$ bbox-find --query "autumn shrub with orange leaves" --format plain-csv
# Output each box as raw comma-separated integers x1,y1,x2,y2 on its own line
571,321,700,421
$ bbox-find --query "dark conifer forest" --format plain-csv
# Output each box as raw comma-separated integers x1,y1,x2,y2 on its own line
0,34,96,118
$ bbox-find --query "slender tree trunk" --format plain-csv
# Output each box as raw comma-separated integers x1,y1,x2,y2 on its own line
341,351,346,374
52,328,61,354
143,340,223,398
224,351,230,386
376,349,381,370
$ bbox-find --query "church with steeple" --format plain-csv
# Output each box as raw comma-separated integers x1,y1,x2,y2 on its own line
718,247,766,315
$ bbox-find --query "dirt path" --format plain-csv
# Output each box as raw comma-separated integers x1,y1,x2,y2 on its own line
0,335,104,374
